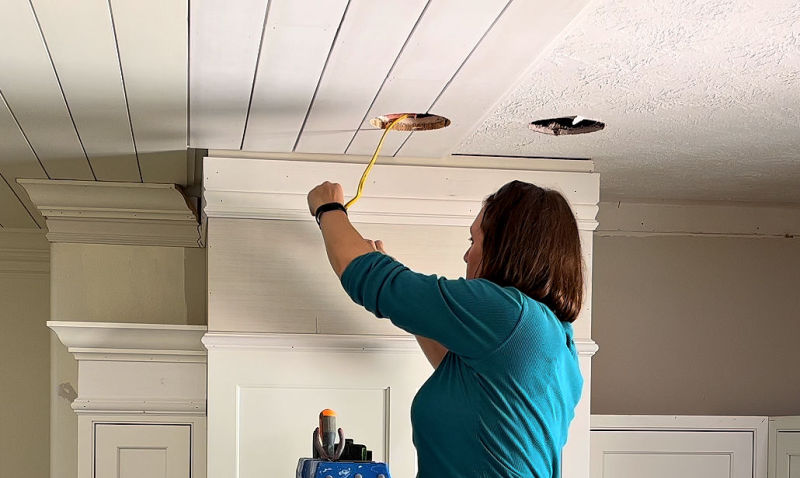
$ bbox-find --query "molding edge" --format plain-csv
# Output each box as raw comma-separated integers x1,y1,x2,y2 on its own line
18,179,202,247
597,201,800,238
48,321,208,361
203,332,599,356
72,398,206,415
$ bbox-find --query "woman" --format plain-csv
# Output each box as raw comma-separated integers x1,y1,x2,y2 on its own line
307,180,583,478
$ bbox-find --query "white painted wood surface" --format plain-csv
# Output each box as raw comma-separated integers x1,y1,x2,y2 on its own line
189,0,267,149
19,179,201,247
111,0,188,184
592,430,753,478
30,0,140,182
204,333,431,478
95,424,191,478
203,157,599,228
207,218,468,334
0,0,93,180
593,430,753,478
769,417,800,478
345,0,509,157
293,0,429,154
592,416,769,478
775,432,800,478
398,0,590,158
242,0,349,152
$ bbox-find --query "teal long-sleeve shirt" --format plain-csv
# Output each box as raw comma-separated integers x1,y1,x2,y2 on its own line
340,252,583,478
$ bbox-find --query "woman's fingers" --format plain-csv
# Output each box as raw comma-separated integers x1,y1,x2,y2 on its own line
365,239,386,254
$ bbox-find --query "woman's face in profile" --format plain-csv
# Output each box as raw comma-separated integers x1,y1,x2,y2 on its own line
464,207,485,279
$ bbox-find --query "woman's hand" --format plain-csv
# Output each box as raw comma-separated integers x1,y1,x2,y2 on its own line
307,181,345,215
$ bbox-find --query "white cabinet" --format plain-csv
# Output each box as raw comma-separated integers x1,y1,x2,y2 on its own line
592,430,754,478
591,416,769,478
770,418,800,478
48,322,208,478
95,424,191,478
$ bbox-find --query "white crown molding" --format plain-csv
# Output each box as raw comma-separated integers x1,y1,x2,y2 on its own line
597,201,800,238
72,399,206,415
48,321,208,362
18,179,202,247
203,332,598,356
203,157,600,230
575,338,599,357
0,229,49,276
207,150,596,173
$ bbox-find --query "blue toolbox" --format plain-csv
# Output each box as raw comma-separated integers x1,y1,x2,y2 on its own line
296,459,391,478
296,409,392,478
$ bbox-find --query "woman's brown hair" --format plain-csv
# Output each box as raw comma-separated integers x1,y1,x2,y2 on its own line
480,180,584,322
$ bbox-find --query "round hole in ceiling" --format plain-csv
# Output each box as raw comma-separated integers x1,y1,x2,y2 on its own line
370,113,451,131
529,116,605,136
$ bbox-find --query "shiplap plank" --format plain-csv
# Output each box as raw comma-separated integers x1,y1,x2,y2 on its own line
241,0,349,152
111,0,188,184
30,0,140,182
189,0,269,149
0,174,37,229
292,0,428,154
345,0,509,157
0,95,47,227
400,0,590,157
0,0,94,180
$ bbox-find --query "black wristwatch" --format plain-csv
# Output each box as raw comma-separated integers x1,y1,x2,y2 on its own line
315,202,348,227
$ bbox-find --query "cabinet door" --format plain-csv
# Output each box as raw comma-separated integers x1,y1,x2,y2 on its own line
95,424,191,478
591,430,753,478
776,431,800,478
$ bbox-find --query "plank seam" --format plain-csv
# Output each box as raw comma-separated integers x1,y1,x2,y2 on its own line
291,0,354,152
0,90,51,179
343,0,433,155
395,0,514,157
27,0,97,180
106,0,143,182
239,0,273,151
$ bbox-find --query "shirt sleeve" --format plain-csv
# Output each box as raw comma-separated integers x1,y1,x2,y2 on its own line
340,252,524,359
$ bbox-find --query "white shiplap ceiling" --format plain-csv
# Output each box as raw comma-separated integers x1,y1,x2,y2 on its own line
0,0,189,230
1,0,798,232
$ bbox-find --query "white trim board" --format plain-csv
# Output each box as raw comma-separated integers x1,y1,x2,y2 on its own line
202,332,598,357
203,156,600,229
597,201,800,238
48,321,207,357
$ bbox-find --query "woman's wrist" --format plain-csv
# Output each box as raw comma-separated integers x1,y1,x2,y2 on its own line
315,202,348,227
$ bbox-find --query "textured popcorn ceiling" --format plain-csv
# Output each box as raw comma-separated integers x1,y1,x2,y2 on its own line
459,0,800,203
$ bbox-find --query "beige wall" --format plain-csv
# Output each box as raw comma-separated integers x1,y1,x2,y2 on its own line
0,232,50,478
51,243,206,325
591,233,800,415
